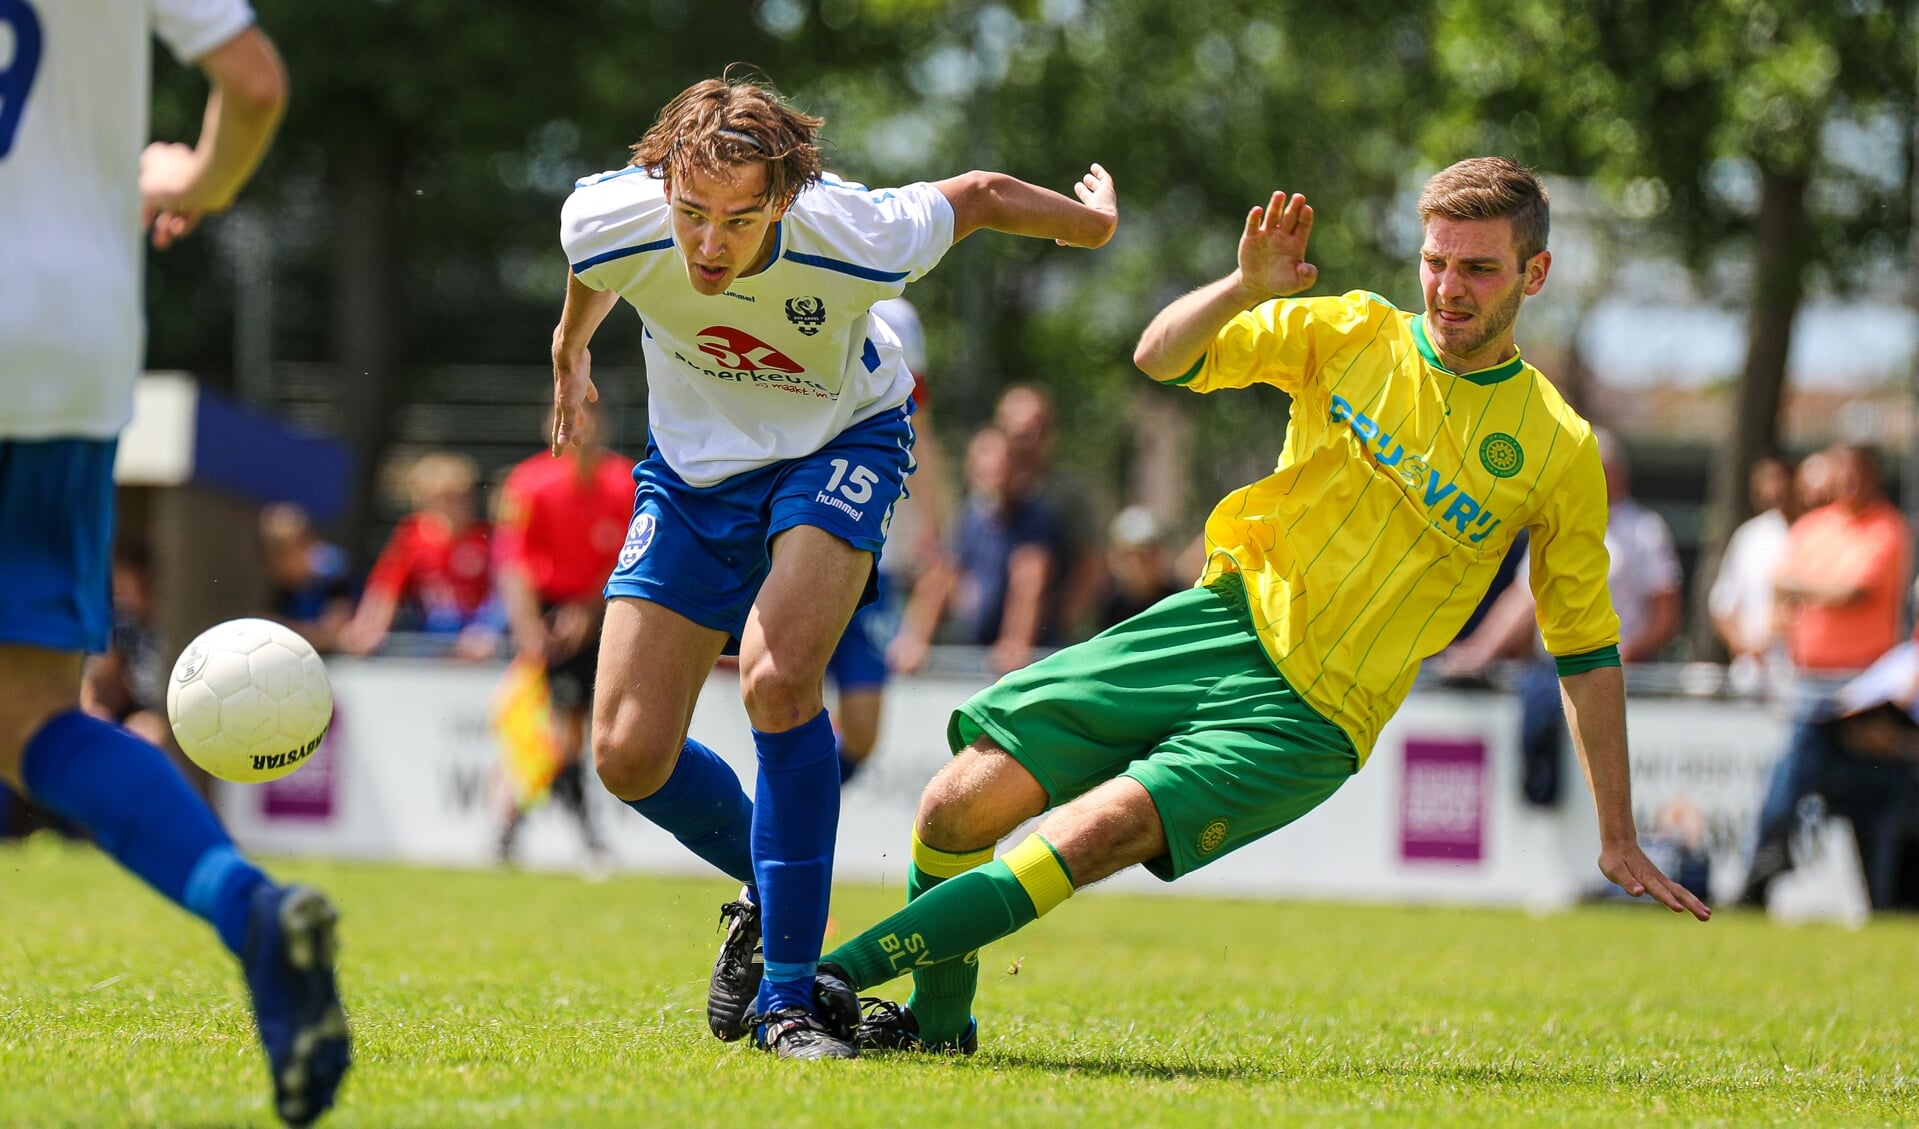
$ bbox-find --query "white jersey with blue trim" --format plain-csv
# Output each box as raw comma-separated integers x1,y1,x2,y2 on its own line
0,0,255,440
562,168,954,487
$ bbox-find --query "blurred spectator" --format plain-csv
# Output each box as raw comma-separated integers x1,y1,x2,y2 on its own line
1709,454,1795,695
1738,628,1919,912
260,503,356,654
1446,429,1681,805
339,452,498,659
890,427,1060,675
995,385,1103,640
832,297,952,785
1774,444,1911,675
492,403,633,866
1095,506,1183,631
80,548,204,797
1793,448,1836,513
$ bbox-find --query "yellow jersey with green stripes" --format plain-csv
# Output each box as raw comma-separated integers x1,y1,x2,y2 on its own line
1164,289,1620,764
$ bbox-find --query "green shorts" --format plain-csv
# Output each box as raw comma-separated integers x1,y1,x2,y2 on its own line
949,573,1358,880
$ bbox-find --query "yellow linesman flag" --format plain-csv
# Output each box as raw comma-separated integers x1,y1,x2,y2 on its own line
491,655,562,807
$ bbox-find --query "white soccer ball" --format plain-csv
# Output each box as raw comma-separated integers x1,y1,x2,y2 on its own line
166,618,334,784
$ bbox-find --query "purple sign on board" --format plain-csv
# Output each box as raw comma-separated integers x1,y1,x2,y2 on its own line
1399,737,1486,863
261,709,342,821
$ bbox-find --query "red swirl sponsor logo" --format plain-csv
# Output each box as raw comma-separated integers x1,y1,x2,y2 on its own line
696,326,804,374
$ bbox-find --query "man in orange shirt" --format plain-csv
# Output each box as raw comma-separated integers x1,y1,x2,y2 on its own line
1774,445,1911,673
1742,444,1916,910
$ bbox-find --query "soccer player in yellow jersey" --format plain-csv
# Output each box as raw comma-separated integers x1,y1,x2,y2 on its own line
818,158,1710,1055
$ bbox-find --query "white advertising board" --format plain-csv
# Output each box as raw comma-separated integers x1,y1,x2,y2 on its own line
218,659,1801,908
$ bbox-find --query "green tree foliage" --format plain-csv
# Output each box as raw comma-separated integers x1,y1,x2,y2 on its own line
1428,0,1915,653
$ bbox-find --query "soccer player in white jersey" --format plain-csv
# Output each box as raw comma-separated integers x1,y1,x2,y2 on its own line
0,3,349,1123
553,72,1116,1060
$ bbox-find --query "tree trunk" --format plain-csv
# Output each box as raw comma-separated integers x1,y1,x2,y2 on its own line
1687,168,1810,657
330,142,406,558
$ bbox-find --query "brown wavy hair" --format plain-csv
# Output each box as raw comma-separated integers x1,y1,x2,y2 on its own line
629,69,824,211
1417,157,1550,263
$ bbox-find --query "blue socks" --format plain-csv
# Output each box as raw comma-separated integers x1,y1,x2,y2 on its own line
837,747,865,786
626,738,755,884
20,710,268,956
750,710,840,1015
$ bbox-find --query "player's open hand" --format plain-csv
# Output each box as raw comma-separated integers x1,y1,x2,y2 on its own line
1059,163,1117,248
1599,839,1711,921
1238,191,1317,299
551,334,600,457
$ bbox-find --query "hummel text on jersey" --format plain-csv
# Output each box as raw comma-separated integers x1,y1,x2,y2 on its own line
816,491,865,521
1330,394,1502,544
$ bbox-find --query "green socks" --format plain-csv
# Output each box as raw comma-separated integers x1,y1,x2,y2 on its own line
825,833,1076,1044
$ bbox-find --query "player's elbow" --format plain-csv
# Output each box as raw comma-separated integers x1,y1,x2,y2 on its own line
209,30,289,118
940,170,1007,241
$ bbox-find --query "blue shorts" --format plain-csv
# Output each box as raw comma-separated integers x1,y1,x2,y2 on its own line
0,439,118,653
828,575,893,692
606,404,916,639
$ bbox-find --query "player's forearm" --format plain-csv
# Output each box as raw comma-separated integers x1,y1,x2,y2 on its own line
183,30,288,212
1558,665,1638,845
938,171,1113,247
553,276,620,360
496,566,547,653
1132,272,1271,382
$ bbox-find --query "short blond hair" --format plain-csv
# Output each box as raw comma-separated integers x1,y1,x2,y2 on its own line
1417,157,1550,263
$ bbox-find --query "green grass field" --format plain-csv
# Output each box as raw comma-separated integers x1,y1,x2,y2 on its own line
3,837,1915,1128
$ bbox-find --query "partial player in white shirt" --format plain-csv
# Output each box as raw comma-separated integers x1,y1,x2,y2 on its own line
0,4,348,1124
1708,454,1794,694
548,73,1115,1062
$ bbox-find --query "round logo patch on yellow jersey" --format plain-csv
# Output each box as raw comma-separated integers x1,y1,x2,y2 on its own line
1479,433,1524,479
1198,819,1231,854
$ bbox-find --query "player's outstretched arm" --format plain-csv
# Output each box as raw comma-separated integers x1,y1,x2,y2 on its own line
550,274,620,456
1133,191,1318,381
1559,666,1711,921
934,164,1116,248
140,26,288,249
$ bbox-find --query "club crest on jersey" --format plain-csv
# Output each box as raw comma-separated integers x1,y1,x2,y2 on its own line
695,326,805,374
785,296,827,336
1480,433,1524,478
618,513,657,570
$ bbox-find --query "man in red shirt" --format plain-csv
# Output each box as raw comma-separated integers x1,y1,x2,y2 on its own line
494,403,636,863
340,452,496,657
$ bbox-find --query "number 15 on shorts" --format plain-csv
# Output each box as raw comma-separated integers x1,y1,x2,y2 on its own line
824,458,878,504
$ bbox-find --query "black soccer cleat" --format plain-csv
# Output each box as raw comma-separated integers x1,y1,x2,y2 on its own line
241,884,352,1126
854,997,978,1056
752,1006,860,1060
813,963,861,1041
706,888,763,1042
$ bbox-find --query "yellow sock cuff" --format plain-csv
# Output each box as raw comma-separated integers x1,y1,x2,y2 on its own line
1004,833,1075,917
911,830,994,880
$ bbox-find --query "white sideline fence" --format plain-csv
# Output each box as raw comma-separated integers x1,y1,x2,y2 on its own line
216,658,1869,918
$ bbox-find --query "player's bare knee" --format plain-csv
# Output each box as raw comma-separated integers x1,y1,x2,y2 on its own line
0,646,84,784
738,655,826,732
1036,780,1164,888
590,713,680,801
917,742,1045,849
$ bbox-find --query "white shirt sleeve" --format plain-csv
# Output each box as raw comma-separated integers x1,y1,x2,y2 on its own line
799,178,956,286
153,0,257,64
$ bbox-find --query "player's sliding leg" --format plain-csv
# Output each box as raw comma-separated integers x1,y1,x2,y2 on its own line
733,525,874,1060
831,776,1167,1051
825,743,1046,1049
0,645,350,1126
